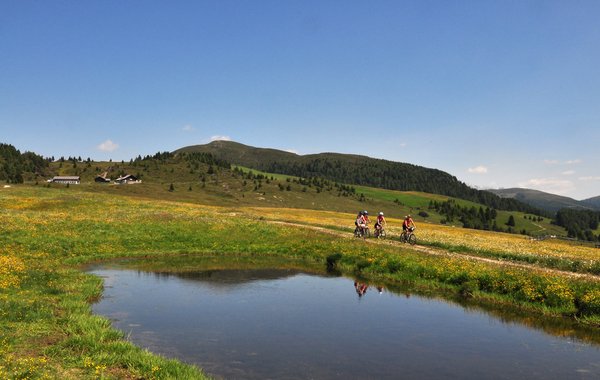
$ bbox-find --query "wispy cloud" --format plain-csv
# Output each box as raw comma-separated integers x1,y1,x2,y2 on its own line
182,124,194,132
518,178,575,195
97,140,119,152
579,176,600,181
544,159,582,166
562,170,575,176
210,135,231,142
468,165,488,174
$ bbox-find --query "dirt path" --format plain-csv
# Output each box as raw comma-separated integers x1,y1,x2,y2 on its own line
269,220,600,282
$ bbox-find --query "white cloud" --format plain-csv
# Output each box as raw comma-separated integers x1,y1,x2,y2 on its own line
182,124,194,132
97,140,119,152
210,135,231,142
579,176,600,181
562,170,575,176
544,159,559,165
468,165,488,174
518,178,575,195
566,159,582,165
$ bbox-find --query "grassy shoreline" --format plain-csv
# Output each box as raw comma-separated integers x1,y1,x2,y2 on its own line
2,186,600,379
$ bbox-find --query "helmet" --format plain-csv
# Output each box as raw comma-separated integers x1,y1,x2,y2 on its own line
363,210,368,215
407,214,411,218
359,210,364,215
379,212,384,216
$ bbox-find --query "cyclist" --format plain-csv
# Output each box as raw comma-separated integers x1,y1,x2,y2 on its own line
355,211,368,235
362,210,370,225
374,212,386,236
402,214,416,234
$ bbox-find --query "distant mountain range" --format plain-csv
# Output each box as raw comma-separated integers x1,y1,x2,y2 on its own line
489,188,600,213
175,141,543,215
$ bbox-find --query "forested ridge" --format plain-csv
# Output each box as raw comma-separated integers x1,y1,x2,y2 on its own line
178,141,545,215
245,153,544,214
0,143,48,183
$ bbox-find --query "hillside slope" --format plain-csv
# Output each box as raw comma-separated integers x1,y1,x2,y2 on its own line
176,141,544,215
489,188,599,213
0,143,49,183
582,196,600,210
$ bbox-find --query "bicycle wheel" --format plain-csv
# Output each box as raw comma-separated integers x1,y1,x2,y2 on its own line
400,232,407,243
379,229,386,239
408,234,417,245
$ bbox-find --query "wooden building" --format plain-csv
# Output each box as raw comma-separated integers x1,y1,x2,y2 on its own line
114,174,141,184
49,176,80,184
95,172,111,183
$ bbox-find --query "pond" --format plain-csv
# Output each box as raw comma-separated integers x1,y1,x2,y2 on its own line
90,260,600,379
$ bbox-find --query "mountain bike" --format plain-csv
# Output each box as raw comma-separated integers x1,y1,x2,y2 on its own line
400,227,416,245
354,226,370,238
374,227,386,239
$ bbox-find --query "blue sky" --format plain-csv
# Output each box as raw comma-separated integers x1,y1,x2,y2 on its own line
1,1,599,200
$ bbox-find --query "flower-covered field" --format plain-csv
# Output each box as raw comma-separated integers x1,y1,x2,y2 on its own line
2,186,600,379
251,207,600,274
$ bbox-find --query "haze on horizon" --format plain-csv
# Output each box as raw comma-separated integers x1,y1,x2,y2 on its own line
1,1,599,200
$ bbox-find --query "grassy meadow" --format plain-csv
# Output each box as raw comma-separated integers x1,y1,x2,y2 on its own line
3,179,600,378
43,157,565,237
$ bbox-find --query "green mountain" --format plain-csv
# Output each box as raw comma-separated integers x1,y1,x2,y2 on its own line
582,196,600,210
489,188,599,213
176,141,543,215
0,141,560,237
175,140,298,167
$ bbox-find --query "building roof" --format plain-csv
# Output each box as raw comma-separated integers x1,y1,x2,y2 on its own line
52,176,81,180
115,174,138,181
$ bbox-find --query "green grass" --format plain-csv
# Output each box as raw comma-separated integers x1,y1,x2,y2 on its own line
2,185,600,378
38,156,571,238
5,146,597,380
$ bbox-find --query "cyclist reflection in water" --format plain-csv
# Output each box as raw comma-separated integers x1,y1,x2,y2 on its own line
354,281,368,297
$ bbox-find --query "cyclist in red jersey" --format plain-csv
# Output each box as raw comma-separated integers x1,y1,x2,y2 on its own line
402,214,415,233
374,212,386,235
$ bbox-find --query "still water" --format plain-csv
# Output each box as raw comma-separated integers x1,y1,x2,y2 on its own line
90,266,600,379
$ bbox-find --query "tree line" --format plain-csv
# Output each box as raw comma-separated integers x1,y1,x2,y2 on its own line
259,155,547,215
429,200,531,234
0,143,48,183
553,209,600,242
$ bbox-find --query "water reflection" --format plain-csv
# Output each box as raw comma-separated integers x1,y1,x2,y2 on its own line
354,281,369,297
90,260,600,380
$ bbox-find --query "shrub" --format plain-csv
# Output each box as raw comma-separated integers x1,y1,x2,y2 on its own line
543,281,575,308
386,259,403,273
326,253,343,270
578,290,600,315
459,280,478,298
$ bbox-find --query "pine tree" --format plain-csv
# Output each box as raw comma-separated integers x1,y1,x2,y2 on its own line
507,215,516,227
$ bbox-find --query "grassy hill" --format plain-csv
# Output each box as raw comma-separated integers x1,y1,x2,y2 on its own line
490,187,598,212
37,154,565,238
0,140,566,237
176,141,543,215
583,196,600,210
